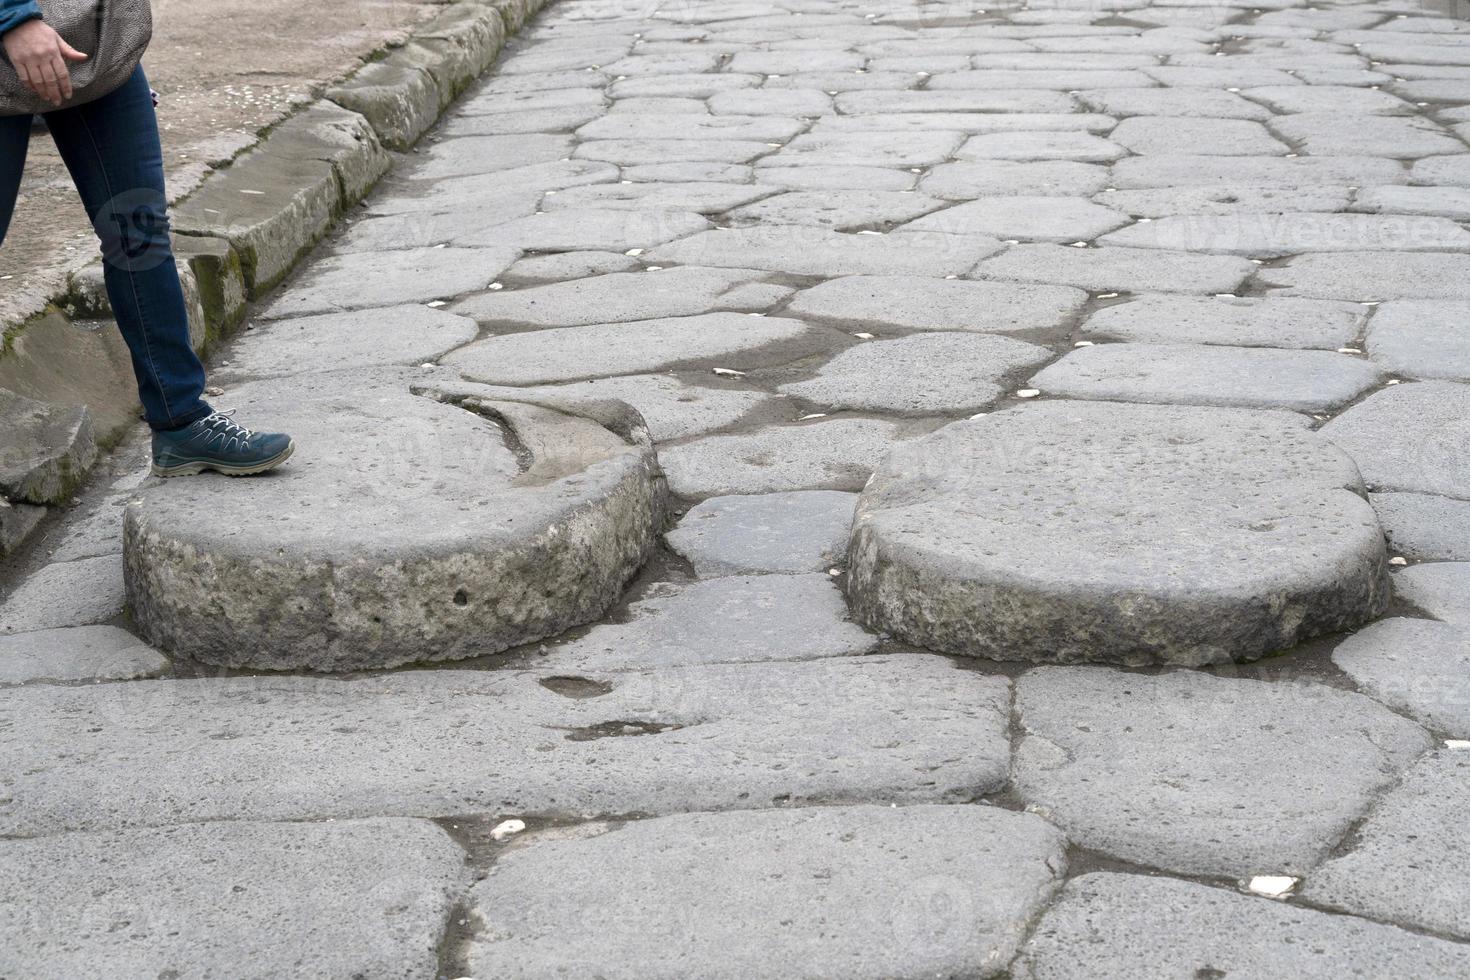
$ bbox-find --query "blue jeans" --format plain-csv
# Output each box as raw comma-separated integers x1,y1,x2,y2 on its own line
1,65,211,431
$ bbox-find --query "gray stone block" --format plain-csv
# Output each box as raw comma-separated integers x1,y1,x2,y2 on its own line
609,73,762,99
928,68,1156,89
1081,294,1364,349
504,250,641,283
1012,667,1430,876
1100,185,1353,218
648,228,1002,278
440,104,604,136
124,376,665,670
371,160,617,216
536,573,876,671
1263,252,1470,301
542,181,777,214
971,244,1254,294
577,138,772,165
222,305,478,380
846,402,1389,665
452,267,791,327
709,89,833,116
785,274,1086,334
728,191,947,231
1372,492,1470,561
1031,343,1383,413
1320,381,1470,498
259,246,519,319
0,818,466,979
1243,83,1414,115
1100,213,1470,257
902,196,1128,242
753,165,917,192
665,491,857,576
1272,113,1463,158
765,71,920,92
403,133,574,182
661,419,906,497
1112,154,1407,189
0,500,44,558
782,332,1054,414
465,805,1066,980
1393,561,1470,623
1334,618,1470,736
1304,749,1470,940
0,654,1012,834
457,208,712,252
763,131,964,168
1366,301,1470,381
0,389,96,506
1354,184,1470,221
0,555,124,634
578,112,806,142
0,625,167,685
326,58,444,151
445,312,825,385
954,131,1125,163
1077,87,1273,119
923,161,1110,198
1018,873,1470,979
333,198,542,253
813,112,1115,136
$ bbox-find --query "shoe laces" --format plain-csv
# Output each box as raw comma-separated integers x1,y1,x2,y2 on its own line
202,409,254,450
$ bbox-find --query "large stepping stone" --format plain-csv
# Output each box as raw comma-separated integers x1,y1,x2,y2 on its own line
444,312,830,385
1081,294,1364,349
661,419,905,497
0,625,167,685
846,401,1390,664
1320,381,1470,498
781,332,1054,414
646,227,1002,278
1011,667,1430,876
0,389,97,506
0,818,465,979
1304,750,1470,940
535,574,876,672
451,267,793,326
0,655,1011,835
1393,562,1470,623
124,373,665,670
463,805,1066,980
665,491,857,576
784,274,1086,335
1333,618,1470,736
1366,300,1470,381
1030,343,1383,413
1017,873,1470,979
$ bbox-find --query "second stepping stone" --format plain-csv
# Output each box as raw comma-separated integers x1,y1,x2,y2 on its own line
847,401,1390,665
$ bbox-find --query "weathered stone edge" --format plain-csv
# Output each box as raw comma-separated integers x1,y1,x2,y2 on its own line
0,0,549,561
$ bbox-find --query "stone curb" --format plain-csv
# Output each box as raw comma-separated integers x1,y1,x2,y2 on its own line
0,0,548,563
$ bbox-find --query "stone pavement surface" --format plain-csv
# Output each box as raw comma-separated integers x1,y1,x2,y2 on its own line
4,0,1470,974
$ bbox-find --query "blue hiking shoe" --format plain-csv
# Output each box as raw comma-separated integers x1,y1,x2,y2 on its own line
151,410,295,478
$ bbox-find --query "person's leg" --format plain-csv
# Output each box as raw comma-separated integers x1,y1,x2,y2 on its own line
40,65,212,431
0,112,32,245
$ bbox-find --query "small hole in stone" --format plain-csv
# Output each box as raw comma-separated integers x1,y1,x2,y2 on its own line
453,589,469,606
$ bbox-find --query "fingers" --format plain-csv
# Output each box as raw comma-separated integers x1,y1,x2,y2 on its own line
35,58,63,105
59,41,88,62
50,51,73,101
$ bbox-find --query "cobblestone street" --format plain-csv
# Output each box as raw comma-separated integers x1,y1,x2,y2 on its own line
4,0,1470,974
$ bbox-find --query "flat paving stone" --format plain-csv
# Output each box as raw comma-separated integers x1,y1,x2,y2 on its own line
923,161,1111,199
0,626,167,685
259,247,520,318
1031,343,1384,413
456,208,711,252
1373,492,1470,561
1366,301,1470,381
0,818,466,980
661,419,905,497
1353,184,1470,221
577,112,805,142
542,181,776,214
437,104,606,137
1082,294,1365,349
0,390,97,506
1012,667,1430,876
765,71,920,92
1243,83,1414,115
902,197,1128,242
535,574,876,672
1100,213,1470,257
503,250,642,283
954,131,1126,163
972,244,1255,294
124,375,664,670
405,134,574,181
464,805,1066,980
1077,87,1273,119
1017,873,1470,979
1304,749,1470,941
445,312,825,385
370,161,617,217
1263,252,1470,301
452,267,791,326
1101,185,1354,217
1333,618,1470,737
1393,562,1470,623
813,112,1115,136
609,73,762,99
1320,381,1470,498
835,90,1077,114
0,654,1012,834
577,139,774,166
763,132,963,168
753,165,918,192
332,199,542,253
648,228,1002,278
846,401,1389,665
665,490,857,576
0,555,124,634
708,88,834,115
1112,154,1407,189
1272,113,1464,158
785,275,1084,337
222,305,478,379
781,332,1054,414
727,191,947,231
928,68,1156,90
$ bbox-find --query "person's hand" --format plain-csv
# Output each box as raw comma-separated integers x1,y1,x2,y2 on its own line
2,19,87,106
